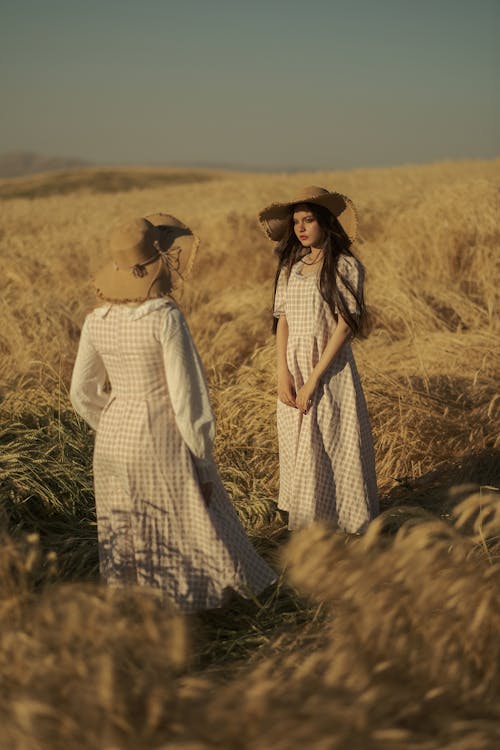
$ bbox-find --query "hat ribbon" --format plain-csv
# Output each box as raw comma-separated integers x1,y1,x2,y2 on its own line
129,242,170,279
129,242,184,298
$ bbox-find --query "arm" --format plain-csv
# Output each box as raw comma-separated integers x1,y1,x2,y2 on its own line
276,314,296,407
296,254,364,414
295,317,351,414
274,266,296,408
70,318,110,430
162,308,216,500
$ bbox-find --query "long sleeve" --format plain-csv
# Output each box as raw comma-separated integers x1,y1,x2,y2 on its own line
70,317,109,430
161,308,216,483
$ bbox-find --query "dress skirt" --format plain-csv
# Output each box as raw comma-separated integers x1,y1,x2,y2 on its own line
72,301,276,613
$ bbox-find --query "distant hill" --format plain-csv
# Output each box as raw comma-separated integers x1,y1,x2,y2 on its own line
0,151,90,178
0,165,219,200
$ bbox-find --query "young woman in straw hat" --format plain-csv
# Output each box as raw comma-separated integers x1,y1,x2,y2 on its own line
259,187,379,534
70,214,276,612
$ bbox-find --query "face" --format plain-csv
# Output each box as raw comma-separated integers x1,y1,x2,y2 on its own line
292,207,323,248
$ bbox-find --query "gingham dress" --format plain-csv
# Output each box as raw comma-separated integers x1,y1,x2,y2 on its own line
70,299,276,612
274,254,379,533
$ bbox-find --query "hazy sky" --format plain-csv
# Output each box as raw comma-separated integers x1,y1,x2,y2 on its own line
1,0,499,170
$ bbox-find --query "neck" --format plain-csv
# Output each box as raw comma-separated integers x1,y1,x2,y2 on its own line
304,246,323,261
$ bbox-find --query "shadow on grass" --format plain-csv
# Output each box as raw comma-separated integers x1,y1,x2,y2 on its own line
0,395,99,582
380,448,500,532
191,574,324,673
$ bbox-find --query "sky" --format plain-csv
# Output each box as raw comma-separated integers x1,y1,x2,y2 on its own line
1,0,499,170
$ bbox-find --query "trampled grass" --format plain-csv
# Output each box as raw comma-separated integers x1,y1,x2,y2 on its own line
0,158,499,749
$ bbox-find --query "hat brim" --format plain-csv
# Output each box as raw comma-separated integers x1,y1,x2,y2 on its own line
258,192,357,243
93,211,200,302
93,258,173,303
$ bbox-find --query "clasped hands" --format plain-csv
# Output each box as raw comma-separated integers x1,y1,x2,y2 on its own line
278,369,317,414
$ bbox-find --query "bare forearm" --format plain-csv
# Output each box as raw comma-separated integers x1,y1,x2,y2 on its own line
276,315,296,407
309,319,351,386
276,315,289,373
296,318,352,414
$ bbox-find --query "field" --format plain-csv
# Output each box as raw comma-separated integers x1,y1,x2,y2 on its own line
0,159,499,750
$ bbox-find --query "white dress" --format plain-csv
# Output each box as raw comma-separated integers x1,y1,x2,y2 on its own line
70,298,276,612
274,254,379,533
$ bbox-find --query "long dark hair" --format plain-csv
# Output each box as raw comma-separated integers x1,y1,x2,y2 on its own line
272,202,368,338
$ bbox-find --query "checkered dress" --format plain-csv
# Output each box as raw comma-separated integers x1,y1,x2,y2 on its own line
274,254,379,533
71,302,276,612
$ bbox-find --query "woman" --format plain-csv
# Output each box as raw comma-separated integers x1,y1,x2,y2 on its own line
258,186,379,534
70,213,276,612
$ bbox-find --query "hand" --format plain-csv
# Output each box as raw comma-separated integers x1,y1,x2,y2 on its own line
296,379,317,414
278,369,296,408
201,482,213,507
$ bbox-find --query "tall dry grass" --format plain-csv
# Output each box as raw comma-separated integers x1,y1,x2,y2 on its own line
0,494,498,749
0,158,499,749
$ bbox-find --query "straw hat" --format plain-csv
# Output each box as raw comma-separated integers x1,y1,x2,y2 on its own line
93,213,199,303
258,185,357,243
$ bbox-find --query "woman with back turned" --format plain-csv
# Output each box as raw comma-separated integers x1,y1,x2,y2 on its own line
70,213,276,611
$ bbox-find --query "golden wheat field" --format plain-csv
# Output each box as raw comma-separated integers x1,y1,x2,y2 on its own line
0,158,499,750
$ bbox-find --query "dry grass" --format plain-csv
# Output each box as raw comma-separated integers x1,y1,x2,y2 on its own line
0,158,499,749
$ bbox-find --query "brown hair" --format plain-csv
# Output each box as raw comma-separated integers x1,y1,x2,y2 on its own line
272,202,368,337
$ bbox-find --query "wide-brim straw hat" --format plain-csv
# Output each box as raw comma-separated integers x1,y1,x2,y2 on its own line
93,213,199,303
258,185,357,243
